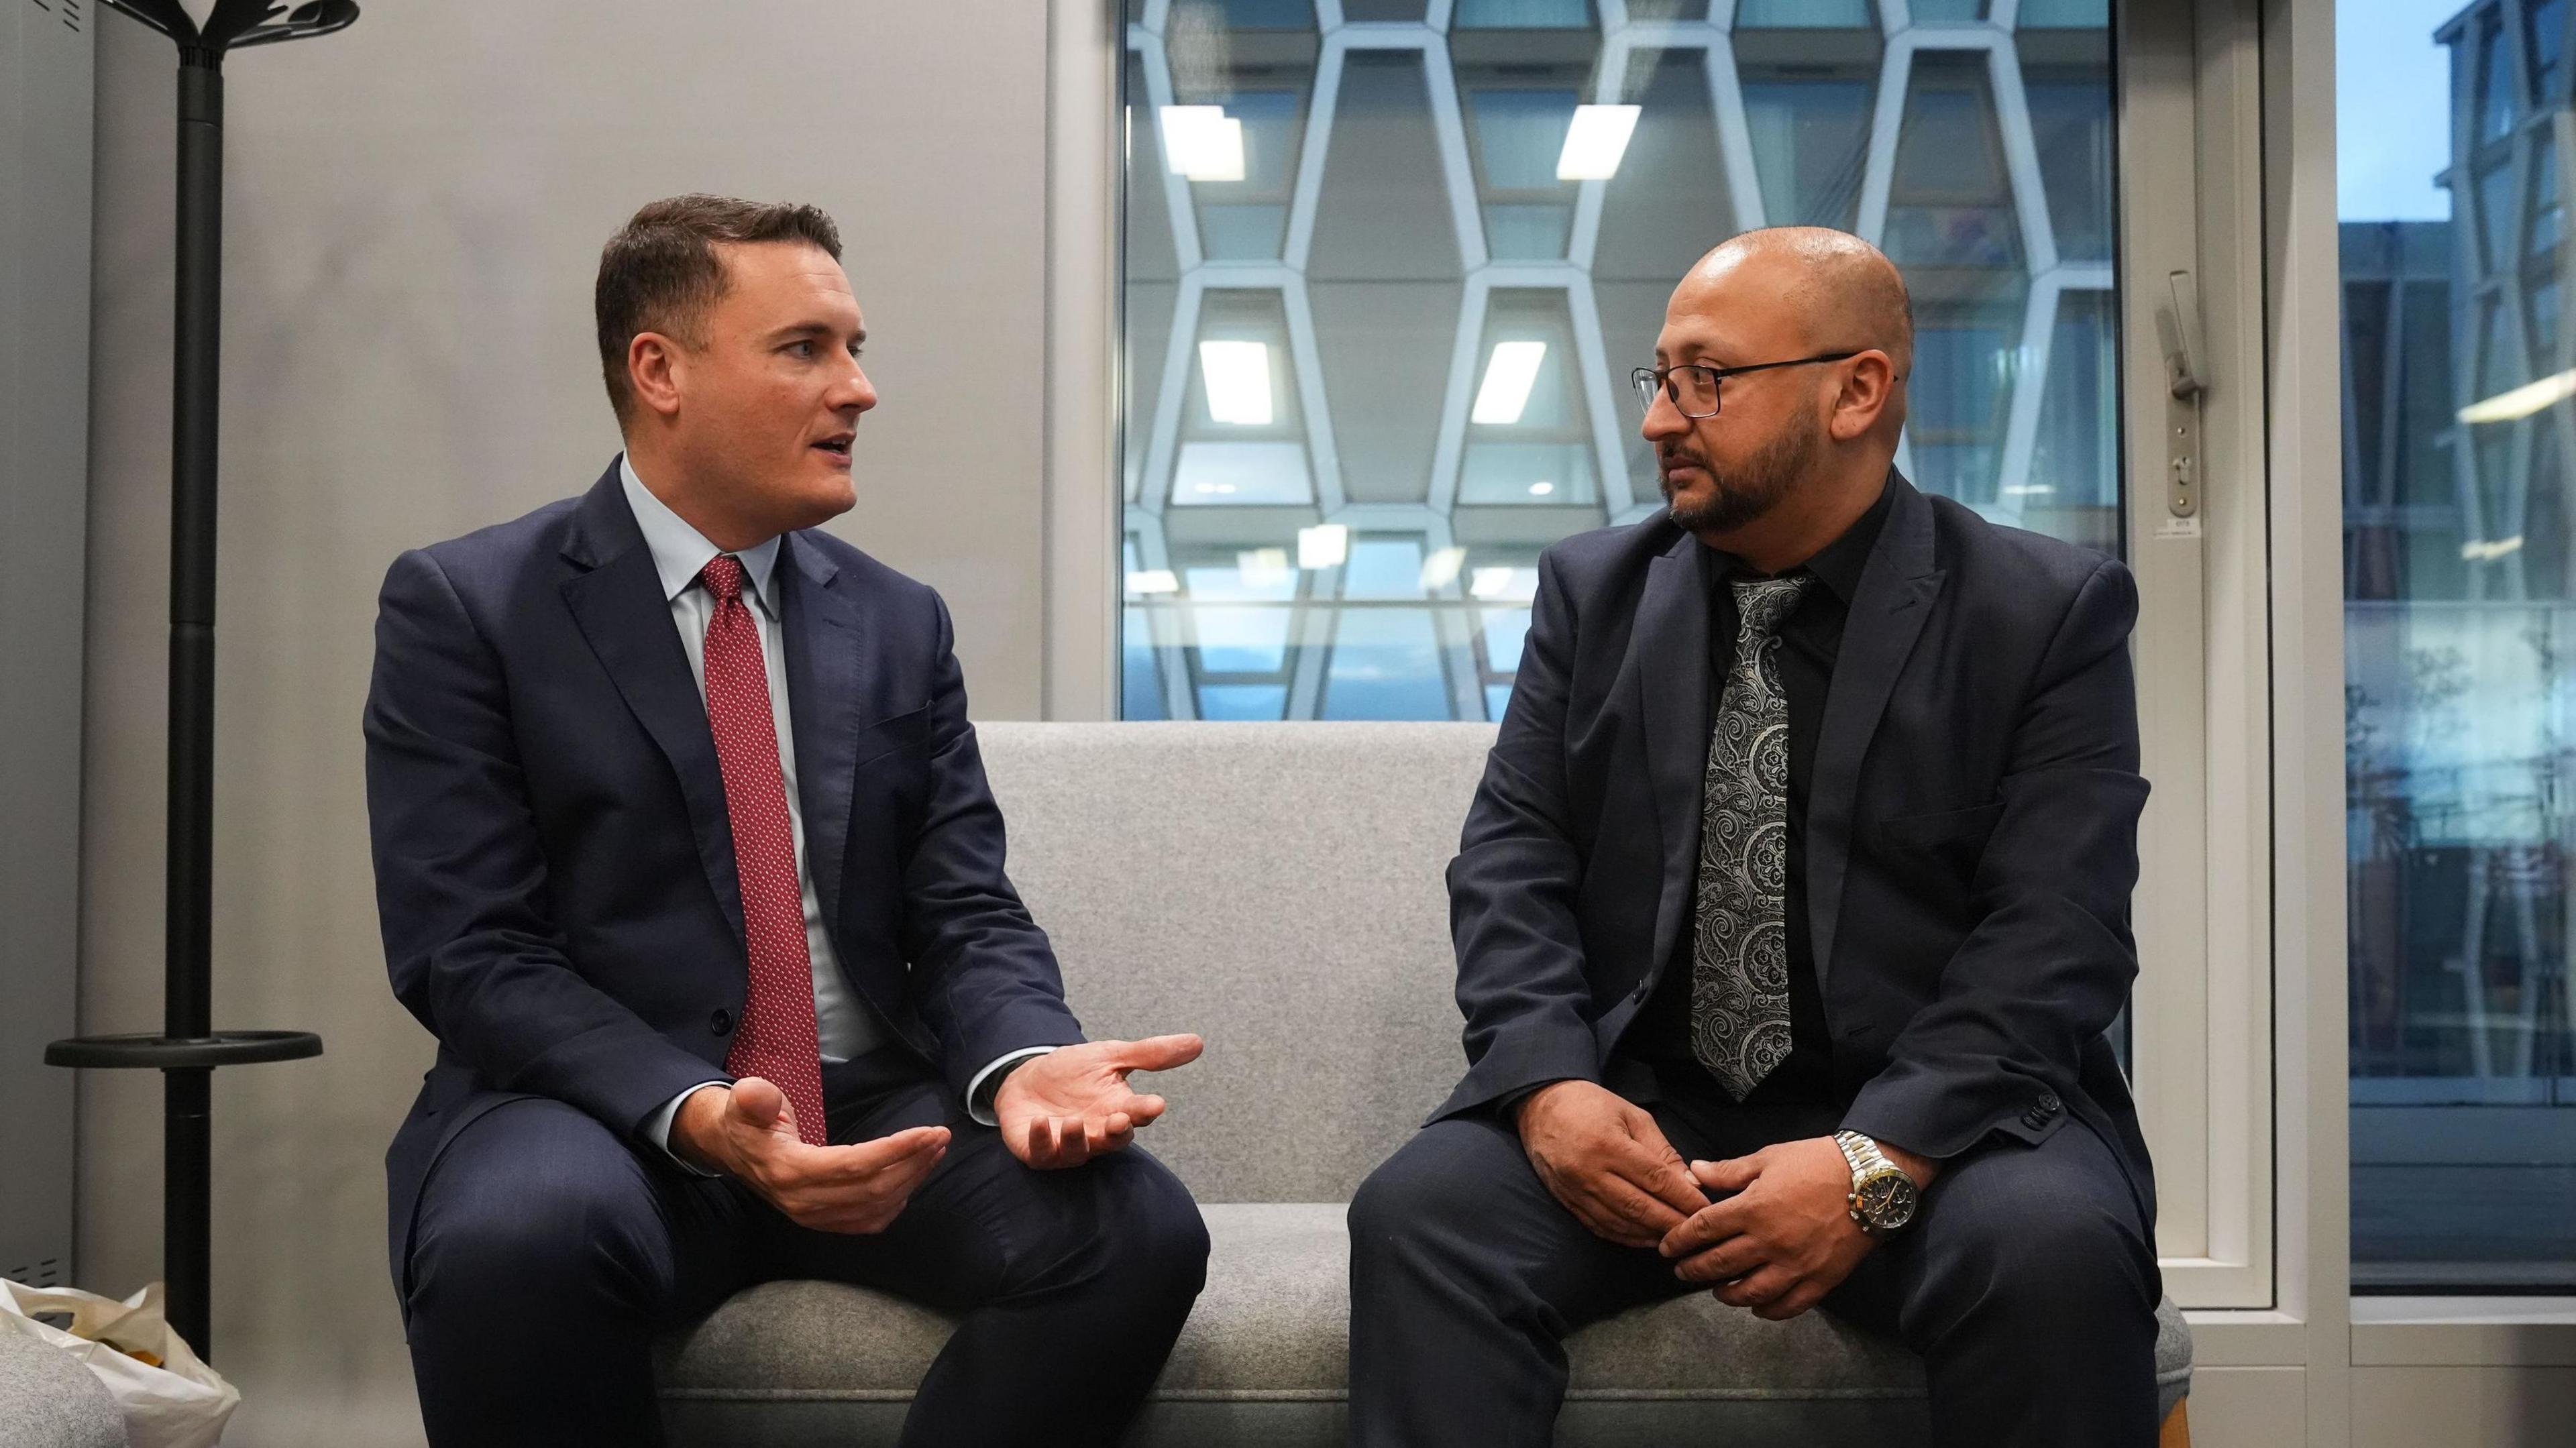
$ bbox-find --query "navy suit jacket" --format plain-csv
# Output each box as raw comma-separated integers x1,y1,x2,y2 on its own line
1434,474,2155,1209
365,461,1083,1289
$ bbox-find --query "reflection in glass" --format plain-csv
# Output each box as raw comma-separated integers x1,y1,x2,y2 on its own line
2342,0,2576,1291
1124,3,2119,723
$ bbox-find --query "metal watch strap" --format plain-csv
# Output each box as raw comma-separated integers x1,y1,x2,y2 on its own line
1835,1129,1896,1182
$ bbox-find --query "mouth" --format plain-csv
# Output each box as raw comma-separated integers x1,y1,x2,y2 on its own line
810,432,855,467
1660,455,1706,481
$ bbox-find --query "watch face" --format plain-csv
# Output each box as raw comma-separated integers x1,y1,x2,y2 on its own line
1857,1172,1919,1231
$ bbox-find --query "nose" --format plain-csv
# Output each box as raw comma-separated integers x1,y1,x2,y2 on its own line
835,357,878,416
1640,381,1687,443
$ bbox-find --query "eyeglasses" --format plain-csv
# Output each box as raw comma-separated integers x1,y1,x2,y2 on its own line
1629,351,1863,420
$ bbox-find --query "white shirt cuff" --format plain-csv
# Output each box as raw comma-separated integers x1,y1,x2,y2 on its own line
965,1047,1061,1127
646,1080,733,1176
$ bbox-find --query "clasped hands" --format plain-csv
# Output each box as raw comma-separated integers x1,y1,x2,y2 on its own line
671,1034,1204,1235
1513,1078,1936,1321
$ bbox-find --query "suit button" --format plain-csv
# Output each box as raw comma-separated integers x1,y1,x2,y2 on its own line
2037,1089,2061,1112
2022,1110,2049,1130
710,1008,734,1036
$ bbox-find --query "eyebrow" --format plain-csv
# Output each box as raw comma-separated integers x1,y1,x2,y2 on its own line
768,321,866,345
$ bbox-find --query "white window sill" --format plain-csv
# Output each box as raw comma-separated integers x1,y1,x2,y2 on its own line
2352,1298,2576,1366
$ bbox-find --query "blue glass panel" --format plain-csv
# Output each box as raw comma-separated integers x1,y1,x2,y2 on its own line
1743,79,1872,231
2018,0,2107,24
1485,683,1517,720
1470,90,1580,189
1323,610,1452,718
1198,684,1290,720
1734,0,1871,25
1481,608,1532,674
1453,0,1591,28
1122,608,1169,720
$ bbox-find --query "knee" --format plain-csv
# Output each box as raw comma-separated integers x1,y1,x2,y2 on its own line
1100,1157,1211,1304
1348,1125,1487,1263
1909,1191,2149,1345
409,1117,663,1311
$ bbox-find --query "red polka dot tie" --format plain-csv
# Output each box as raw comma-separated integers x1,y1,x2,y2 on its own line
699,555,827,1146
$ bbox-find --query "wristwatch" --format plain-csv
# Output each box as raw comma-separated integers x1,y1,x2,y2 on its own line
1833,1130,1921,1237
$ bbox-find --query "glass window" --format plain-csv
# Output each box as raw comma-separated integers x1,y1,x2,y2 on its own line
2341,0,2576,1291
1123,3,2118,722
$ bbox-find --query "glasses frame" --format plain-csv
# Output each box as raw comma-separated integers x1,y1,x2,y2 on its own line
1630,350,1865,419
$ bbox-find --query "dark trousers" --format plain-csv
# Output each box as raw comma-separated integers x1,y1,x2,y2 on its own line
399,1057,1209,1448
1346,1082,2160,1447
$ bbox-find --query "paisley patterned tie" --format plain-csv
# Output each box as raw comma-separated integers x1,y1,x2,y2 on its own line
1691,573,1811,1101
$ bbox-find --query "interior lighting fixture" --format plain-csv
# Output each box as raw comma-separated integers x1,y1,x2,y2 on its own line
1556,103,1642,181
1199,340,1276,425
1419,546,1467,590
1128,569,1180,595
1298,524,1350,570
1472,341,1548,426
1470,567,1520,600
2459,369,2576,423
1159,105,1246,182
2461,535,2526,561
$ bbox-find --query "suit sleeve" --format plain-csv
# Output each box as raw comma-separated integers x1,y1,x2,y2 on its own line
1432,547,1607,1121
896,593,1087,1104
1841,557,2150,1161
365,548,728,1138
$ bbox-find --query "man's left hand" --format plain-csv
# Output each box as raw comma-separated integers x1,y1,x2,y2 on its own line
1657,1135,1940,1321
994,1035,1204,1170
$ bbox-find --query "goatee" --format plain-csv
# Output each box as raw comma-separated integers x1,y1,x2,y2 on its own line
1663,422,1816,534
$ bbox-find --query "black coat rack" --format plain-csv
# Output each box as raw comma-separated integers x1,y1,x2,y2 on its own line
46,0,358,1362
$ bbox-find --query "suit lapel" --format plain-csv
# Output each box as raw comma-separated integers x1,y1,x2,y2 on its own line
775,531,865,932
1638,533,1714,981
557,466,745,946
1806,474,1944,994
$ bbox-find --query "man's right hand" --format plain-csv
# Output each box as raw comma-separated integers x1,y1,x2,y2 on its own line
1513,1079,1708,1249
669,1078,949,1235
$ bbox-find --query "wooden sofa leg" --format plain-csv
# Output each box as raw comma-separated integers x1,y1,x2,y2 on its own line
2159,1398,2192,1447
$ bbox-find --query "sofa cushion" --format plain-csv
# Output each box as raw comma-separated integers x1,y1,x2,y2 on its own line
0,1327,131,1448
976,722,1495,1206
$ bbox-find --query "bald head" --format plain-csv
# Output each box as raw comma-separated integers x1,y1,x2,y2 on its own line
1678,227,1914,379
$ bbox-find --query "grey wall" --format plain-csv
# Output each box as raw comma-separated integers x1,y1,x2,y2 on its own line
78,4,1055,1441
3,0,94,1300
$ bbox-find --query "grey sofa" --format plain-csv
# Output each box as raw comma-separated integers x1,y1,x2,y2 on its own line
656,722,2190,1445
0,1327,129,1448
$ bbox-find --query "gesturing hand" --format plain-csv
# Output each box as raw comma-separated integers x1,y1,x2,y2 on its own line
669,1076,950,1235
1658,1136,1882,1321
1513,1080,1710,1249
995,1034,1205,1170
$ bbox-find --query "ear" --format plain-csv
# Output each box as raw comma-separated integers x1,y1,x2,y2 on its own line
1826,349,1899,443
627,331,686,421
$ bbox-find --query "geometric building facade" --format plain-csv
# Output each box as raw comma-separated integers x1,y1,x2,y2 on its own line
1120,0,2117,721
2341,0,2575,1288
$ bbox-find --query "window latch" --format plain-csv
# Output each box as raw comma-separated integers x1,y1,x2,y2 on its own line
2153,270,2206,519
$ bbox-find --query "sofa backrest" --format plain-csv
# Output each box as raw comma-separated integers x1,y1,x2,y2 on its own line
977,722,1496,1204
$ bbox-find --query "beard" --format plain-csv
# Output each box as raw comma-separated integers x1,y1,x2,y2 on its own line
1661,420,1817,534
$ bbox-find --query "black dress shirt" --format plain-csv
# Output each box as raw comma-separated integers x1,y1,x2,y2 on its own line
1622,480,1894,1109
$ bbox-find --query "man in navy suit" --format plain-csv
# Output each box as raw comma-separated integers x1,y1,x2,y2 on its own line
1348,229,2163,1445
366,194,1208,1447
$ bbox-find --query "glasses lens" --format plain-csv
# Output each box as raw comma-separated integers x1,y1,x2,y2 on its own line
1674,366,1719,417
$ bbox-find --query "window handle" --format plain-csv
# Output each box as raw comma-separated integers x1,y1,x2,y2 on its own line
2154,270,2206,519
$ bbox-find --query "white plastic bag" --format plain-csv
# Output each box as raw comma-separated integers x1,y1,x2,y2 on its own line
0,1279,239,1448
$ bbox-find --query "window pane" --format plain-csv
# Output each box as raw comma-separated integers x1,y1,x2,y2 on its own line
1123,5,2119,720
2341,0,2576,1292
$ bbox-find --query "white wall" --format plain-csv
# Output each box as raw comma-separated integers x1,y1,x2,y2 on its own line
77,4,1057,1441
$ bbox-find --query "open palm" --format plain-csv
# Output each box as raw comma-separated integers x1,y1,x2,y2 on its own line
994,1034,1203,1169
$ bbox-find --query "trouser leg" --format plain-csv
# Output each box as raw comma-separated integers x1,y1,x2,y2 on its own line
1346,1110,1729,1448
778,1077,1211,1448
400,1098,751,1448
1831,1118,2163,1448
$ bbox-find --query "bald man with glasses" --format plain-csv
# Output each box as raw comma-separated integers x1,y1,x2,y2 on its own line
1347,227,2163,1447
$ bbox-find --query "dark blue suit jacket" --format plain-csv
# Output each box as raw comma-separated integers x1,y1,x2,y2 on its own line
364,461,1083,1289
1434,474,2155,1209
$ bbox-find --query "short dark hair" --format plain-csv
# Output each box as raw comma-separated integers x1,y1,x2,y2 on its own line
594,194,843,422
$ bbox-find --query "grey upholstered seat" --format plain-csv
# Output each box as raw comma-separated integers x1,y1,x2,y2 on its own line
0,1326,131,1448
657,722,2190,1445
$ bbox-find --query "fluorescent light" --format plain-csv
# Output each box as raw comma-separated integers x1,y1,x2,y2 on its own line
1419,546,1466,590
1127,569,1180,595
1298,524,1350,570
2459,369,2576,423
1469,567,1517,600
1527,481,1555,497
1199,340,1275,425
1472,341,1548,426
1556,104,1642,181
1999,484,2055,496
1237,547,1292,588
1159,105,1246,182
2462,535,2526,561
